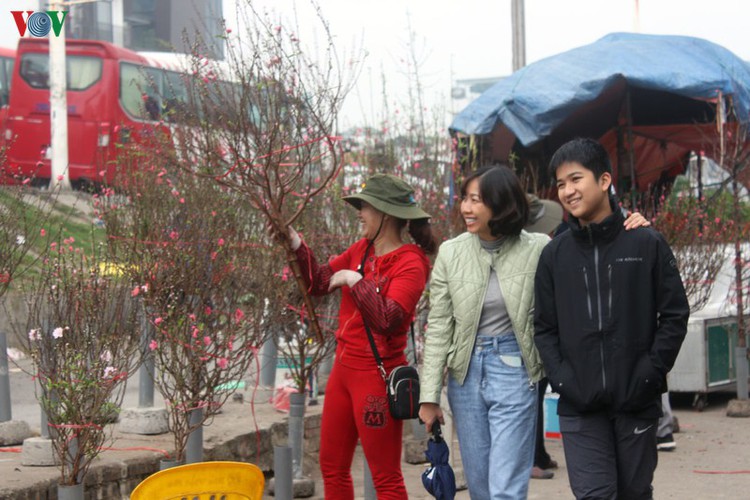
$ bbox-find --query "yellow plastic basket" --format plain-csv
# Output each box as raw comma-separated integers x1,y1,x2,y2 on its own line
130,461,265,500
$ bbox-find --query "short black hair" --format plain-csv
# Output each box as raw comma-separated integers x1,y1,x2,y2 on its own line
461,165,529,237
548,138,612,181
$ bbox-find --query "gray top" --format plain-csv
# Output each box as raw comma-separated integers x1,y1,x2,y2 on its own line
477,237,513,336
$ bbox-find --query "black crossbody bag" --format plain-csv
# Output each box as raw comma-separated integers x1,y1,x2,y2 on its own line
358,243,420,420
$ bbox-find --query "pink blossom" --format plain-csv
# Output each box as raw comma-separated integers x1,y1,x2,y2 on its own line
203,336,212,346
40,229,46,236
169,231,179,240
56,175,63,181
205,306,213,315
234,308,245,322
226,28,232,34
189,314,196,321
218,238,225,246
101,350,112,363
149,340,158,351
22,178,30,185
217,358,228,369
52,327,64,339
131,286,141,297
154,317,163,325
28,329,40,341
103,366,117,378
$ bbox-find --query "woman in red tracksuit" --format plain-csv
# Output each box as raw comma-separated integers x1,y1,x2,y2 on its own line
288,174,436,499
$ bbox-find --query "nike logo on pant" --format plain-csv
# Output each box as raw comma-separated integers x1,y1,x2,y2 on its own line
633,425,653,435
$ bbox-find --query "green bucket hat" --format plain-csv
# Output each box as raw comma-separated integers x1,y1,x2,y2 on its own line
343,174,431,220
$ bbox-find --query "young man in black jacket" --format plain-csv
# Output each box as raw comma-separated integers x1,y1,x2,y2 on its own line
534,138,689,500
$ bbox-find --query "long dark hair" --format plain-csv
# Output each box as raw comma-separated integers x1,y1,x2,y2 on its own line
396,218,438,255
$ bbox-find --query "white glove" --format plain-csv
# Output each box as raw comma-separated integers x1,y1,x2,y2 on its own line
288,226,302,251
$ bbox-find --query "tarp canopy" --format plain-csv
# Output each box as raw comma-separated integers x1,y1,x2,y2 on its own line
450,33,750,191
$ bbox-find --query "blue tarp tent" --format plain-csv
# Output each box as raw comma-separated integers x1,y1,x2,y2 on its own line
450,33,750,190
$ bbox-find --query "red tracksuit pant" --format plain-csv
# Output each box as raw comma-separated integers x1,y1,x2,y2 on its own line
319,361,407,499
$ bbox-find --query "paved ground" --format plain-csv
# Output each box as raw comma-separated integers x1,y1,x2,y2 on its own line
323,392,750,500
2,349,749,499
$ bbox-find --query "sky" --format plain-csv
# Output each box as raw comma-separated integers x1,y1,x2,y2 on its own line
223,0,750,129
2,0,749,128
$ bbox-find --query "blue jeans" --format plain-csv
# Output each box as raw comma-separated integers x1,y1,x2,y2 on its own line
448,334,537,500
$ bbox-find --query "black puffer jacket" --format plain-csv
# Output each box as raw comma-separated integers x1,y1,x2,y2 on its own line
534,198,689,418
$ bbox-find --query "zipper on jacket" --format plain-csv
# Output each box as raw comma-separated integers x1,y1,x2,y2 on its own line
600,342,607,391
594,246,603,331
582,267,593,320
607,264,613,318
594,245,607,391
467,264,492,358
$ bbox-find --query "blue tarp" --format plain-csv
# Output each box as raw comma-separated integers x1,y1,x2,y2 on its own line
450,33,750,146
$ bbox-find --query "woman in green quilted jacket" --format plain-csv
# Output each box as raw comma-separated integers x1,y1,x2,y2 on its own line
418,165,548,499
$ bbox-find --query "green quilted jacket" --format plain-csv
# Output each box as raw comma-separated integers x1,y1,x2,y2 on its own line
420,230,550,405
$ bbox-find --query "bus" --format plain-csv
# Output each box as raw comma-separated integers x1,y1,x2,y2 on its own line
3,38,200,188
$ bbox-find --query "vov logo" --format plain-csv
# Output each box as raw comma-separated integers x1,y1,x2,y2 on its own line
11,10,68,37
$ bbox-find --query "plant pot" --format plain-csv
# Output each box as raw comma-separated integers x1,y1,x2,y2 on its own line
159,458,184,470
57,482,84,500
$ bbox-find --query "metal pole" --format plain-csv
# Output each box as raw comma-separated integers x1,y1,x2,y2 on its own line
186,407,204,463
49,1,71,190
511,0,526,72
317,350,334,394
736,347,749,400
111,0,124,46
288,391,305,478
138,312,155,408
259,336,278,388
273,445,293,500
363,457,376,500
0,330,12,422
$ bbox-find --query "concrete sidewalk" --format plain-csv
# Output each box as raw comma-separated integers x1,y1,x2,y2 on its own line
1,354,748,500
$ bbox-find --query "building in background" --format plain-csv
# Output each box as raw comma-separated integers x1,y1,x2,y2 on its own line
66,0,224,58
450,76,505,117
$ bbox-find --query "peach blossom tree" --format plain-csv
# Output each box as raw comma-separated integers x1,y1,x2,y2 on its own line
99,158,268,463
20,231,142,486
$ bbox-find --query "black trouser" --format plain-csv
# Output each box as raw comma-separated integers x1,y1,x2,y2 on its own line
534,378,553,468
560,412,658,500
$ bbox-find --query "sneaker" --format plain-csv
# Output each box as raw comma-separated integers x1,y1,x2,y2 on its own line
531,466,554,479
657,433,676,451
